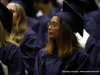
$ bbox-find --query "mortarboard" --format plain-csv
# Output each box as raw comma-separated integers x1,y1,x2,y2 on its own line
55,1,84,37
86,0,99,12
65,0,90,15
9,0,34,17
0,2,13,33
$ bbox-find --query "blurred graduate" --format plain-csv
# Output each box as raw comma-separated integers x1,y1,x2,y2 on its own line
65,0,98,72
6,0,42,74
65,0,98,40
34,0,61,18
85,0,100,71
33,0,50,48
0,2,25,75
8,0,40,34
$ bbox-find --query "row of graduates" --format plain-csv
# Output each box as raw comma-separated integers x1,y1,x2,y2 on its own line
0,0,99,75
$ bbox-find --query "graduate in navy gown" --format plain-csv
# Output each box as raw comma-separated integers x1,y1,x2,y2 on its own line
65,0,97,40
8,0,40,34
84,0,99,42
84,0,100,50
85,5,100,72
36,13,50,47
34,0,58,18
34,1,91,75
33,1,51,47
75,29,98,73
0,2,25,75
65,0,98,72
6,1,42,75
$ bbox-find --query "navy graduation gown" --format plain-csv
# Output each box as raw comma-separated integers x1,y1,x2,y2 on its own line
34,47,91,75
85,10,100,71
19,28,42,75
85,10,100,43
0,44,25,75
85,36,98,71
27,17,40,34
84,16,97,40
37,15,50,47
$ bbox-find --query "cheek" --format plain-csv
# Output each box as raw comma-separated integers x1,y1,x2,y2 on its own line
49,29,60,39
53,30,60,38
13,13,17,23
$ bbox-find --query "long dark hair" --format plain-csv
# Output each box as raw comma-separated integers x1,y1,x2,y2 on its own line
45,16,85,60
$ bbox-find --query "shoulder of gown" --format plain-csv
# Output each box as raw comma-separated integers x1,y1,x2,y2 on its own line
19,29,42,74
0,44,25,75
27,17,40,34
34,47,91,75
84,16,97,39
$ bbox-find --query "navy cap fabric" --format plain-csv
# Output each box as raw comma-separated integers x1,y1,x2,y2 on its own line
86,0,99,12
65,0,90,15
0,2,13,33
9,0,34,17
55,1,84,37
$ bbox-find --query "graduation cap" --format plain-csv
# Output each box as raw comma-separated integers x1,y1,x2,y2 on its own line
55,1,84,37
0,2,13,33
86,0,99,12
9,0,34,17
65,0,90,15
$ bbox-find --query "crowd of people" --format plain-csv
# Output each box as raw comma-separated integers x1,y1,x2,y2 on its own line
0,0,100,75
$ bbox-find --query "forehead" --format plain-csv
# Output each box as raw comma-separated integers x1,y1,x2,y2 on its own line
51,16,60,23
7,3,16,10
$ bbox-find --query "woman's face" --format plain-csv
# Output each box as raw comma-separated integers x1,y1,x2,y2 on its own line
7,3,17,25
48,16,60,40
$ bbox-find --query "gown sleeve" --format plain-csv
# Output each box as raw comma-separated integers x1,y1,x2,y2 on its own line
76,30,97,71
20,29,42,75
84,16,97,39
34,49,45,75
6,45,25,75
62,50,91,75
27,17,40,34
85,35,98,71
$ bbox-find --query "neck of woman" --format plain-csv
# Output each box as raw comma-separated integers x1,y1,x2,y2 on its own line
10,24,15,38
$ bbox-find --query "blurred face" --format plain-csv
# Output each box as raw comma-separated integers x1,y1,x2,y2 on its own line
7,3,17,25
34,2,39,10
48,16,60,40
38,2,45,10
34,2,45,10
33,2,40,13
0,0,8,6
